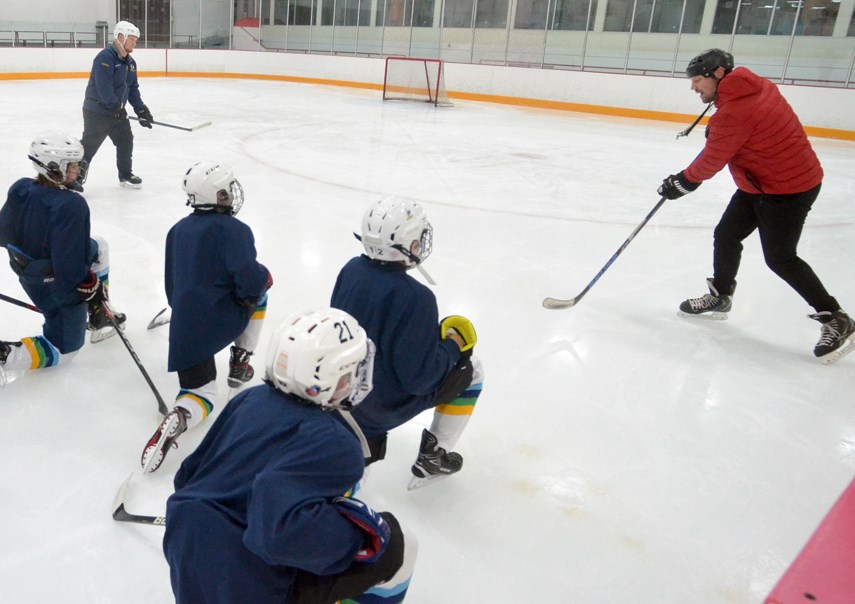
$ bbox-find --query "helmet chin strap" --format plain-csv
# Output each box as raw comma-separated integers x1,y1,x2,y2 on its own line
28,155,66,186
353,233,437,284
337,409,371,458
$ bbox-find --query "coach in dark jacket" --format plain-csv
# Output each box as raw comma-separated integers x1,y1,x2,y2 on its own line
78,20,153,191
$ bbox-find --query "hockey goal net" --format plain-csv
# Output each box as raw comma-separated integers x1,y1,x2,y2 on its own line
383,57,451,106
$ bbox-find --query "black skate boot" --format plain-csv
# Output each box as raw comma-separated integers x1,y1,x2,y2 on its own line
141,407,190,473
678,278,733,320
809,310,855,364
88,301,126,343
228,346,254,388
408,429,463,490
119,174,143,189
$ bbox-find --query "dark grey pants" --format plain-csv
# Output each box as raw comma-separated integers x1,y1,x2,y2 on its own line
81,109,134,181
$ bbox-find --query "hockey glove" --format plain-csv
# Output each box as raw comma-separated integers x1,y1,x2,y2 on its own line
113,102,128,120
331,497,390,563
658,172,699,200
77,270,107,304
440,315,477,352
265,269,274,291
135,105,154,128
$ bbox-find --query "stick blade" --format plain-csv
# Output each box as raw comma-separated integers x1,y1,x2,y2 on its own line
191,121,212,131
542,297,578,310
112,473,134,520
147,307,171,330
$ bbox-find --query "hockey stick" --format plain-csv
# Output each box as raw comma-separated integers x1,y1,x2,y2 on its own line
676,101,714,139
112,473,166,526
0,292,40,313
129,116,212,132
147,307,170,330
103,301,170,415
543,196,667,310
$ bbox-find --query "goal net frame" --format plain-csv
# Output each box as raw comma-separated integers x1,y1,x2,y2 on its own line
382,57,451,107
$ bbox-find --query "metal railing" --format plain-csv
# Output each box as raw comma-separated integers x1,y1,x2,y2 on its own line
0,29,103,48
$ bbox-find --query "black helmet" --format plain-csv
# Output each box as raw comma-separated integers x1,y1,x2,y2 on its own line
686,49,734,78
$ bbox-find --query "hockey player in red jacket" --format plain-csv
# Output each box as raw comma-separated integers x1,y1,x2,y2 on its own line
658,49,853,364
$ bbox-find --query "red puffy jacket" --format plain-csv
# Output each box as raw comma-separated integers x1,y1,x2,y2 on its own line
683,67,822,195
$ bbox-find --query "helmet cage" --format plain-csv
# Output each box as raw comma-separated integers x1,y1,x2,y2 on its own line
361,197,433,267
183,161,244,216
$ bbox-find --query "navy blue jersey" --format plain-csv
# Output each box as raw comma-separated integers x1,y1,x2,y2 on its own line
165,210,268,371
164,384,366,604
82,45,143,116
330,255,460,436
0,177,91,299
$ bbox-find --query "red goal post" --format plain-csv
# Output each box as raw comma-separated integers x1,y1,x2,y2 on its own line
382,57,451,106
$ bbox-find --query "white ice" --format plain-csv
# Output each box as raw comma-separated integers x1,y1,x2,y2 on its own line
1,77,854,604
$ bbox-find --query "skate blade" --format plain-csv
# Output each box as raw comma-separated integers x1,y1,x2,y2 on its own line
407,472,454,491
819,339,855,365
0,366,27,389
90,320,126,343
677,310,728,321
90,328,118,343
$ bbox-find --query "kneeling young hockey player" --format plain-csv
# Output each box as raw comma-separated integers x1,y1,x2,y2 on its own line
331,196,484,489
163,308,417,604
0,131,125,388
141,161,271,472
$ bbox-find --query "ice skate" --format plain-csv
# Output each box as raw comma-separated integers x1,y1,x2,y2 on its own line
408,429,463,490
227,346,254,388
809,310,855,365
88,301,126,343
678,278,732,320
141,407,189,473
119,174,143,189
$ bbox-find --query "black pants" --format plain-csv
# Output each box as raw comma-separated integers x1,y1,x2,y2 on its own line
712,184,838,312
81,109,134,180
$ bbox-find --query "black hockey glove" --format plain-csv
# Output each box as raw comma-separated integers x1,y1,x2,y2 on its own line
113,102,128,120
658,171,699,200
135,105,153,128
77,270,107,304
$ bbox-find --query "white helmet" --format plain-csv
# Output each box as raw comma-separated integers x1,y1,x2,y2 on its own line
183,161,245,215
360,196,433,267
265,308,374,410
28,131,84,184
114,21,140,41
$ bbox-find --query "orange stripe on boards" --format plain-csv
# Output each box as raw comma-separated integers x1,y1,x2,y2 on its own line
166,71,383,91
1,70,852,140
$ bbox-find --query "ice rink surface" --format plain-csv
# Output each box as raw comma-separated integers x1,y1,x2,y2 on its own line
1,76,854,603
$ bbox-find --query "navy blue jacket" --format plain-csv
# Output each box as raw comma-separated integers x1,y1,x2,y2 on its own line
0,177,91,303
82,44,144,116
330,255,460,436
165,210,268,371
164,384,366,604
